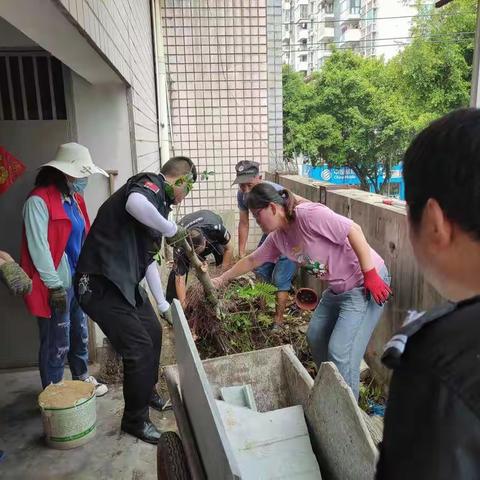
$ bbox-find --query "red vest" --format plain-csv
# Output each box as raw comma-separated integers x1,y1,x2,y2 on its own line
20,185,91,318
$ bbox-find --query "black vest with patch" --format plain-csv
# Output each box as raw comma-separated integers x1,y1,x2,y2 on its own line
77,173,172,306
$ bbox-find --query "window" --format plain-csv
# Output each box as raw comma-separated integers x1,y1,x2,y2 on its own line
323,2,334,14
349,0,361,14
0,55,66,121
299,54,307,62
300,5,308,19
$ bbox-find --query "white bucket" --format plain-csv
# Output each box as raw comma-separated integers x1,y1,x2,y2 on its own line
38,380,96,450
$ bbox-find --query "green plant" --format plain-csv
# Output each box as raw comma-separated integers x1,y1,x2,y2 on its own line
236,282,277,305
200,170,215,181
152,241,163,265
257,313,273,328
224,312,252,333
359,376,385,413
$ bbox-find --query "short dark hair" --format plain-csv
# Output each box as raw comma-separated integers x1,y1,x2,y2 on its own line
246,183,298,222
35,166,69,196
403,108,480,240
161,156,197,182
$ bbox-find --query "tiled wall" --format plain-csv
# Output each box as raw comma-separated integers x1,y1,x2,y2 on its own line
57,0,160,172
161,0,283,252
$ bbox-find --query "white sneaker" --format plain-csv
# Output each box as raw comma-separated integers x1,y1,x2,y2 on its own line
84,375,108,397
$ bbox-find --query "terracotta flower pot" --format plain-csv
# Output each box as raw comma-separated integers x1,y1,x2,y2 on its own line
295,288,319,311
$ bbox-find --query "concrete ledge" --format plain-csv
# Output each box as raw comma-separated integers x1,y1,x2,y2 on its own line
265,172,357,204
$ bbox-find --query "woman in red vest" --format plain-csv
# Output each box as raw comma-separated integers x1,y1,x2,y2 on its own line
21,143,108,395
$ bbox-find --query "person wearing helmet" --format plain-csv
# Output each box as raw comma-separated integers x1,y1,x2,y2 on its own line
165,209,233,308
20,142,108,396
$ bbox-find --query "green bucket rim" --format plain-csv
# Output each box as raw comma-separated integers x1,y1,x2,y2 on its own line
40,390,95,411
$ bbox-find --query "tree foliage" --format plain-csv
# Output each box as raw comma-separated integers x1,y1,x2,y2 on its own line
283,0,477,192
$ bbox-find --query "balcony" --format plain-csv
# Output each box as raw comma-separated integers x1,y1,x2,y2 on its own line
340,1,361,26
296,60,308,72
297,27,309,41
294,2,309,23
340,13,360,28
341,27,361,44
318,27,334,40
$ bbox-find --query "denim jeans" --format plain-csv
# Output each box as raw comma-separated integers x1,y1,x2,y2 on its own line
37,284,89,389
306,266,390,399
254,234,297,291
254,256,298,291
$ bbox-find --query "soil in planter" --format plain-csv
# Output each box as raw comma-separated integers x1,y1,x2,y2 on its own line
184,275,317,378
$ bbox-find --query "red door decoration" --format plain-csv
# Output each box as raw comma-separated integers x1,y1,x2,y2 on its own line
0,146,26,195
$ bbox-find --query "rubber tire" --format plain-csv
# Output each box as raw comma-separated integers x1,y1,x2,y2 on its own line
157,431,190,480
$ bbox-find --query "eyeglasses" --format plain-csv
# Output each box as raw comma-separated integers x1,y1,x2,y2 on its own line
250,208,265,219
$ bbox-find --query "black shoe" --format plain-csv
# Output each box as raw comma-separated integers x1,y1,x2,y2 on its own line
121,419,161,444
149,390,166,411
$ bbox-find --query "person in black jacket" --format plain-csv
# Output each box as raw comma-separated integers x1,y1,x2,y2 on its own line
376,108,480,479
74,156,196,444
165,209,233,308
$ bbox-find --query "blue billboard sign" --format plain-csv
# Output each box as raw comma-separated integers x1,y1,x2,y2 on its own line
303,163,405,200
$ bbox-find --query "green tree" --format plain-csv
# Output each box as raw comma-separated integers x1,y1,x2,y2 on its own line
282,65,315,160
301,50,415,192
282,0,477,191
389,0,477,119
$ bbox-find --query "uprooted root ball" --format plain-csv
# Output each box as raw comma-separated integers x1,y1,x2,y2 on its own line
185,275,317,378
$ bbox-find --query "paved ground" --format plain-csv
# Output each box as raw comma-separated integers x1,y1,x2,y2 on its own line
0,367,177,480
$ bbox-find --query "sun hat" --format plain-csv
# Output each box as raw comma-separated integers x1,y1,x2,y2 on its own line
41,142,108,178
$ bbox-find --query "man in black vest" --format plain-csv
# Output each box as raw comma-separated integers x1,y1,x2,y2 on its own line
74,156,196,444
165,209,233,307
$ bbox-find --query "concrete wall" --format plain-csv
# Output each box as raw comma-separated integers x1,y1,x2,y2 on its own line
71,72,134,218
0,16,38,47
1,0,162,172
70,72,136,349
273,174,442,386
55,0,161,172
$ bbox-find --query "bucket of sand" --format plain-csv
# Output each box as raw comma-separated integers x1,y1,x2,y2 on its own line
38,380,96,449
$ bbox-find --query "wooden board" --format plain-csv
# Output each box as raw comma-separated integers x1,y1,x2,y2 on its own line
171,300,242,479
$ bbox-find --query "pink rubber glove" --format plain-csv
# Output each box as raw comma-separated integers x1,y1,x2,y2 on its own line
363,268,392,305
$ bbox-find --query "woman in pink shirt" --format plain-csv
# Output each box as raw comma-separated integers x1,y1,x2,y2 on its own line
213,183,391,399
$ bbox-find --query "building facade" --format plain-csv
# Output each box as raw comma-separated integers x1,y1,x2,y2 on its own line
161,0,283,253
283,0,421,75
0,0,283,368
0,0,169,368
360,0,418,60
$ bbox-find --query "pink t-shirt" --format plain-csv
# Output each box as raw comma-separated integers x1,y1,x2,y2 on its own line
251,202,384,294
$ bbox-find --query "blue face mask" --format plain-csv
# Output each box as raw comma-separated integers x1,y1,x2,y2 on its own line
70,177,89,194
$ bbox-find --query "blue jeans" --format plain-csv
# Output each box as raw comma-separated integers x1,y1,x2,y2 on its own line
306,266,390,399
254,234,297,291
37,285,89,389
255,256,297,291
